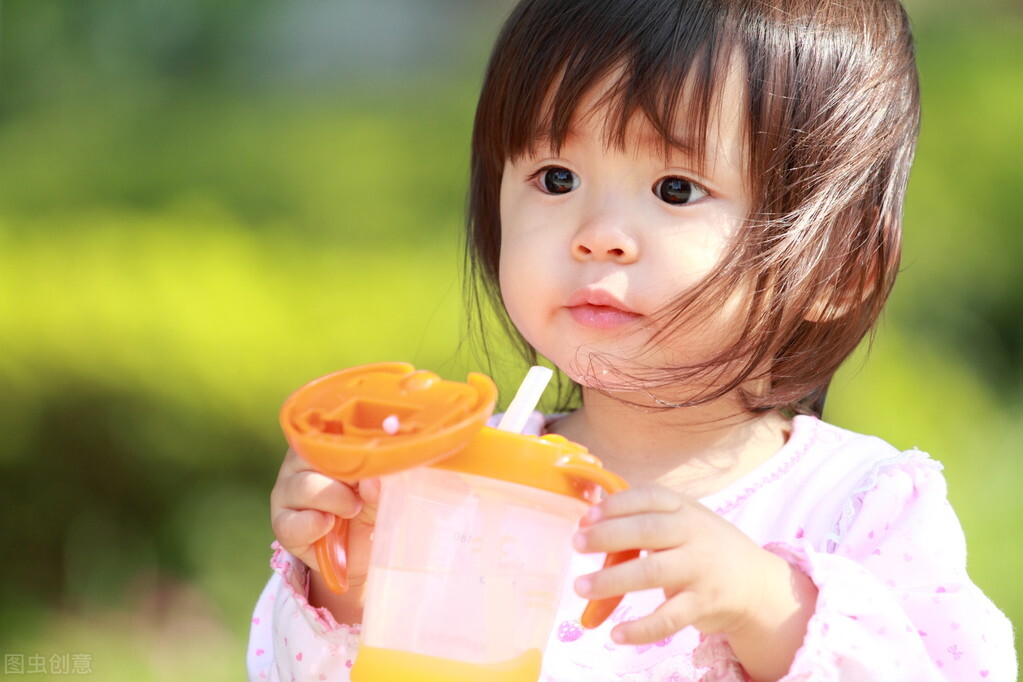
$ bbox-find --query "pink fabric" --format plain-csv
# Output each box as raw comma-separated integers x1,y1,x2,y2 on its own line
247,544,361,680
247,415,1017,681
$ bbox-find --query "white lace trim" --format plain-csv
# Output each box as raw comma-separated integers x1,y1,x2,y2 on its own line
270,541,361,637
824,449,942,550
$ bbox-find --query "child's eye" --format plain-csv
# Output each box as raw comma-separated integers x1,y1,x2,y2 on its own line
653,176,708,205
536,166,580,194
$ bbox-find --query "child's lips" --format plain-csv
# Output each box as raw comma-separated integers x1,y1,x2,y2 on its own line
567,304,643,329
565,288,642,329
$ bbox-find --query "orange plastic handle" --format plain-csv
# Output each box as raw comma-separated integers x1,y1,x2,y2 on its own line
554,456,641,629
315,516,350,594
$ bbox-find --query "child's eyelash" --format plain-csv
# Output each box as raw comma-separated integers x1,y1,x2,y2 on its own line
525,165,565,181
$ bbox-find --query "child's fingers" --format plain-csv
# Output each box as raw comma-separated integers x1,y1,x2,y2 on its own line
271,508,334,558
355,478,382,525
574,551,691,601
610,594,700,645
591,483,684,521
357,477,381,506
575,512,687,554
271,469,364,520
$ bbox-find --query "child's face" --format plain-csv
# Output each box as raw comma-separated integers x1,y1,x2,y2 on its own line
498,69,752,388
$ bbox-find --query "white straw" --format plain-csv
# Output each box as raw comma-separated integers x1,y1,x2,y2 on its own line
496,366,554,434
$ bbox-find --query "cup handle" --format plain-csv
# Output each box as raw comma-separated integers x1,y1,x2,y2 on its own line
314,516,350,594
554,458,641,629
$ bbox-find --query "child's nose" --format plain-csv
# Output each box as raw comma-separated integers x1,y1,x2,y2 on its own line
571,223,639,264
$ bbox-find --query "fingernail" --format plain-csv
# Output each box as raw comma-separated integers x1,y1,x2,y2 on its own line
572,531,587,551
611,628,626,644
587,506,602,522
575,576,592,596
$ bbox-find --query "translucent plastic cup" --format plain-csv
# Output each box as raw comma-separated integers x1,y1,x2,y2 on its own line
353,467,583,680
280,364,636,682
351,426,635,682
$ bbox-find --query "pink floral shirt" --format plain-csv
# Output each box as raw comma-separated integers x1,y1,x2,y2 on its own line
247,415,1017,680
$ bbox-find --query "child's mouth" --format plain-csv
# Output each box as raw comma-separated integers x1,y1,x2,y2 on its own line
567,304,643,329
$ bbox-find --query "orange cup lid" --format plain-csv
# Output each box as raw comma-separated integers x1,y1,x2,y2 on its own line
435,427,626,504
280,362,498,480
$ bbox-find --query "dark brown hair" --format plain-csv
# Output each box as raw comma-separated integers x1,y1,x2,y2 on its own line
466,0,920,415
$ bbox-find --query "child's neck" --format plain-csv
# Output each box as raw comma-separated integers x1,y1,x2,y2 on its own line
547,388,791,499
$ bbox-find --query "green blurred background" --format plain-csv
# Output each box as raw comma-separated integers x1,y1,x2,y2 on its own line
0,0,1019,678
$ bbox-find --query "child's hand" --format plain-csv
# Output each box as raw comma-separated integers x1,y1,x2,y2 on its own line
572,483,816,679
270,448,380,590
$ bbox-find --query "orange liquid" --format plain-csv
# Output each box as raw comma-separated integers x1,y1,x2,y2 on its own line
351,646,543,682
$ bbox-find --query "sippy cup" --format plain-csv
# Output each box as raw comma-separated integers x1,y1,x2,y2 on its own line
280,363,638,682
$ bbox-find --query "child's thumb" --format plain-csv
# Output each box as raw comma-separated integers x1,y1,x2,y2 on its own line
356,477,382,523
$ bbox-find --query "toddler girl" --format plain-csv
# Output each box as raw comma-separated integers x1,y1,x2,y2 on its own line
248,0,1017,679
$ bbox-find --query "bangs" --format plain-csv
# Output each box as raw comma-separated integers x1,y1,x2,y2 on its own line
480,0,738,172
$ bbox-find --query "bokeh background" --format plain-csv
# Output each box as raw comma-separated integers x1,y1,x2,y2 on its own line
0,0,1019,678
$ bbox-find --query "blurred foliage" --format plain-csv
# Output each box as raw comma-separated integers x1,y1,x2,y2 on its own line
0,0,1020,677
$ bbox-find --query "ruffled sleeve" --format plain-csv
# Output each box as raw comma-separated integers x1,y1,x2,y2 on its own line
774,455,1016,680
247,542,361,681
